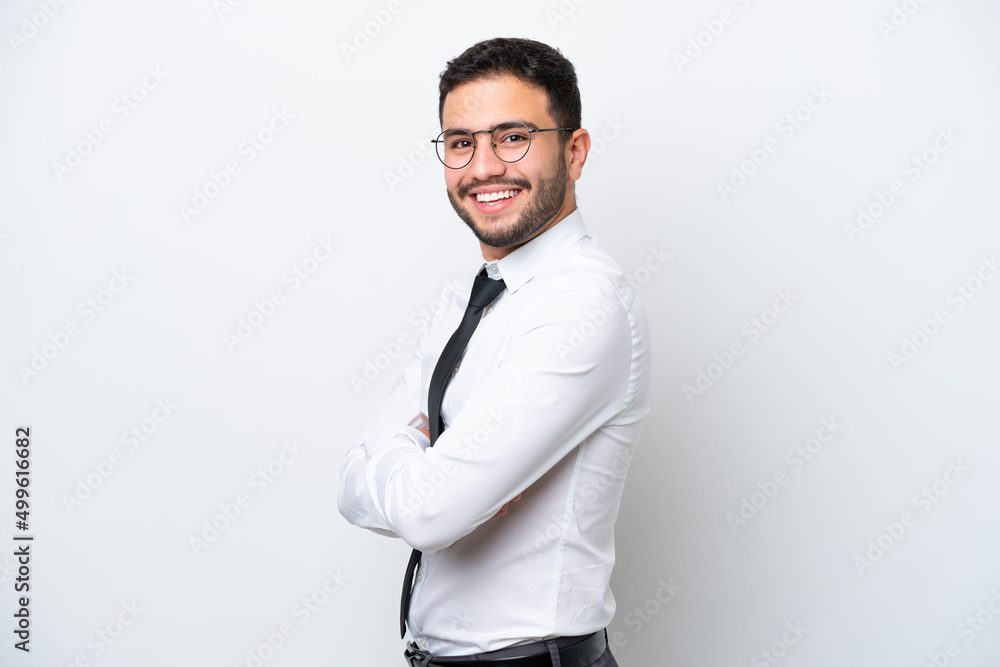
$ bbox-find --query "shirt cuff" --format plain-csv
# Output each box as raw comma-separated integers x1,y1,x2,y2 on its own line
363,423,429,458
362,424,429,522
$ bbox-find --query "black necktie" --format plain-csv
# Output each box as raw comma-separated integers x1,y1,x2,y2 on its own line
399,267,507,638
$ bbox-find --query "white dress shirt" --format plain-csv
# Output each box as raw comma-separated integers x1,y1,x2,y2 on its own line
338,209,651,656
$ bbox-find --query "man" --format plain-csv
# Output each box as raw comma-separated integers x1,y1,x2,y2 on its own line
338,38,650,666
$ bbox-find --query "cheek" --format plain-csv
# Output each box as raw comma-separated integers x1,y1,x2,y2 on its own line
444,170,464,193
512,156,546,181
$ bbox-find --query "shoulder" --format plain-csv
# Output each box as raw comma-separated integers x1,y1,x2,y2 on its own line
517,235,647,328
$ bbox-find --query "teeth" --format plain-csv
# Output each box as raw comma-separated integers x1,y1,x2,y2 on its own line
476,190,519,203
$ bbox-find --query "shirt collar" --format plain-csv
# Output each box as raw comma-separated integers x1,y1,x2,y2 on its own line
481,209,588,294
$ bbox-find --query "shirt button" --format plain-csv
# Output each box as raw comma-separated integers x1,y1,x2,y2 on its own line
452,364,460,374
489,265,498,274
416,573,423,582
419,639,428,648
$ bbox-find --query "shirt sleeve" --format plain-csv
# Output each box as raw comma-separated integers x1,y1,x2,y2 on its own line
337,320,432,537
359,277,635,554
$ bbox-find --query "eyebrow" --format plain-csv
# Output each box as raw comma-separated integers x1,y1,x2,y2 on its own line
443,120,540,133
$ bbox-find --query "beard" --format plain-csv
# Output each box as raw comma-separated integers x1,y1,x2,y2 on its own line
446,158,568,249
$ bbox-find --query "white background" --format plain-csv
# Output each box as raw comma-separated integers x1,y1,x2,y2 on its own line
2,1,999,666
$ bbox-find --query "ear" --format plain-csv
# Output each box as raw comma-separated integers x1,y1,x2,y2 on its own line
565,128,591,181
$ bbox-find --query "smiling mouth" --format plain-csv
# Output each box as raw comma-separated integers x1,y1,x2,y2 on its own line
474,189,522,203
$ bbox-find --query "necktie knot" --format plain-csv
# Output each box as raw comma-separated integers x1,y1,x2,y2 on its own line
468,270,507,309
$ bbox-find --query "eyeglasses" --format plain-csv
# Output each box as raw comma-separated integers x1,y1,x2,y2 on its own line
432,121,574,169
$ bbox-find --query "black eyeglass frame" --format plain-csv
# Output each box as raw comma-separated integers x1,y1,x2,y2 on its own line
431,122,575,169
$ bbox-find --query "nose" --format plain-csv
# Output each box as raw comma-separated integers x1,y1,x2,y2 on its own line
466,132,507,181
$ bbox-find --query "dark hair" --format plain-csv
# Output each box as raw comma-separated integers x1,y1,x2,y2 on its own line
438,38,581,132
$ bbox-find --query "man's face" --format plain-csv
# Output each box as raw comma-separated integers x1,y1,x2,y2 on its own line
440,76,572,251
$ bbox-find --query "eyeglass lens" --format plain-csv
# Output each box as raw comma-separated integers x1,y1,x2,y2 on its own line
435,122,532,169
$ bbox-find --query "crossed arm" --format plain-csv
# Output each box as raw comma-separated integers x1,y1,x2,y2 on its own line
337,281,631,553
409,420,521,521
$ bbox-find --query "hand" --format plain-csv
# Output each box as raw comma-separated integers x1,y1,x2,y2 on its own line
488,493,522,521
411,413,430,440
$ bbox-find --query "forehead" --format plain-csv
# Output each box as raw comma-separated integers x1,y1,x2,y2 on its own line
441,75,553,131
